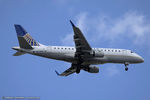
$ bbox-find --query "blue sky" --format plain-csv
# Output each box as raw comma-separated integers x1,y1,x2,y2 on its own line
0,0,150,100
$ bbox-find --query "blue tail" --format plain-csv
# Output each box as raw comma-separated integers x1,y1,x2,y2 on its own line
14,25,40,49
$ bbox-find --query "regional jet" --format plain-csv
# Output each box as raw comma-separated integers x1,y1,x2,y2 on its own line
12,20,144,76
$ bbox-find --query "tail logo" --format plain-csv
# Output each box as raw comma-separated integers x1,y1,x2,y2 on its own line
24,33,39,46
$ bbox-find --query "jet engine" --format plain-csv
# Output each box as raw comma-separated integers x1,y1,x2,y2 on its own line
88,65,99,73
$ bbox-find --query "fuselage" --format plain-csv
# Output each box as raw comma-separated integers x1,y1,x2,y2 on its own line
12,46,144,65
12,23,144,75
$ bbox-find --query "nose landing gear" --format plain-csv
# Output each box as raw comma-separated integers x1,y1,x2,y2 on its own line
124,62,129,71
125,66,128,71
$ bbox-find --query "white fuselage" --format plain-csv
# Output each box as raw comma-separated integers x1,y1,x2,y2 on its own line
13,46,144,65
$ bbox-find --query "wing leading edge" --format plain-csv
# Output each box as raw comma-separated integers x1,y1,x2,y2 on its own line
70,20,92,53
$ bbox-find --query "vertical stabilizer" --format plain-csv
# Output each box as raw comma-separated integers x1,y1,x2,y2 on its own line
14,25,40,49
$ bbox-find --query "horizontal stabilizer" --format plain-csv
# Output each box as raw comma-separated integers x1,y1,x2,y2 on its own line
13,51,26,56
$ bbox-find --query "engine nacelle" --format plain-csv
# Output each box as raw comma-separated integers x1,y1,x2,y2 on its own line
92,50,104,57
88,65,99,73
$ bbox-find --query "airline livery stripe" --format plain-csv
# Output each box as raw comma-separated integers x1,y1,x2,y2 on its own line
23,33,39,46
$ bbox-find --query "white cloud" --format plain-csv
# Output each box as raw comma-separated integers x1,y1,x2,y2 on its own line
106,12,150,45
92,12,150,46
60,11,150,77
61,11,150,47
75,12,88,32
61,33,74,46
61,12,88,46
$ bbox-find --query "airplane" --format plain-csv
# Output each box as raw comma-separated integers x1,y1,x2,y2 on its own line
12,20,144,76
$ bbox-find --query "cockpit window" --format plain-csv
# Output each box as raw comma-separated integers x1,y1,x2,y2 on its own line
131,51,134,53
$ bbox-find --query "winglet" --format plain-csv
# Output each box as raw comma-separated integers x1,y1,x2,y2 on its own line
70,20,75,27
55,70,60,76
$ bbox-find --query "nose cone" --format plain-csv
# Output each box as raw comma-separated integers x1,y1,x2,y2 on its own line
135,54,144,63
138,56,144,63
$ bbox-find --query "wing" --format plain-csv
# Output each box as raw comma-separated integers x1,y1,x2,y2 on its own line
55,66,76,76
55,21,93,77
70,20,92,55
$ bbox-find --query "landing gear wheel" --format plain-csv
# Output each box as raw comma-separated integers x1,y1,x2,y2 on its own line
76,69,80,74
125,67,128,71
76,66,80,74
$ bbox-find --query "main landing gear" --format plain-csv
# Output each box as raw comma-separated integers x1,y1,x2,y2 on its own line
76,65,80,74
124,62,129,71
76,56,83,74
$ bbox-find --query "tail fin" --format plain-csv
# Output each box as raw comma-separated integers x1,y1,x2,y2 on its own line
14,24,40,49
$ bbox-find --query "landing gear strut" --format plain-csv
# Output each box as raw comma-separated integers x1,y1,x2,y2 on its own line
75,54,83,74
124,62,129,71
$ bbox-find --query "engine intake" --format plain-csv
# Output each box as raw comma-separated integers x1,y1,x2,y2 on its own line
88,65,99,73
